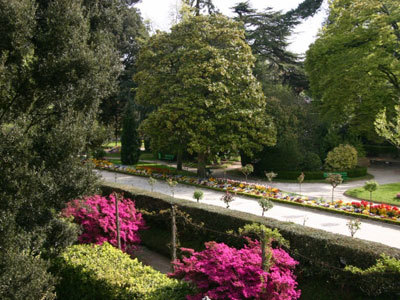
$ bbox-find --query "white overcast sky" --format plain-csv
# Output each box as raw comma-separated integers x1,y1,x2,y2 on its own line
136,0,329,55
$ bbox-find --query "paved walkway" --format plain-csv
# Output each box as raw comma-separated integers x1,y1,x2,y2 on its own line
99,170,400,249
140,160,399,204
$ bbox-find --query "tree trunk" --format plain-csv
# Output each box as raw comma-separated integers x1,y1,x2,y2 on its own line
115,194,121,250
176,148,183,171
197,152,207,178
261,229,267,271
171,204,177,267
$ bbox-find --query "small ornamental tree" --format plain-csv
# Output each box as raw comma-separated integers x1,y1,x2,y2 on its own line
62,194,146,254
241,164,254,181
326,173,343,203
297,172,305,194
265,171,277,186
148,177,157,192
363,180,379,202
169,239,300,300
221,191,234,208
193,190,204,203
258,197,273,217
121,99,141,165
325,144,358,171
347,219,361,238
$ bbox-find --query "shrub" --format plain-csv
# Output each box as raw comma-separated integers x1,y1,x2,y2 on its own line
325,144,358,171
170,240,300,300
345,254,400,296
346,166,367,177
301,152,322,171
55,243,193,300
62,194,146,254
0,249,56,300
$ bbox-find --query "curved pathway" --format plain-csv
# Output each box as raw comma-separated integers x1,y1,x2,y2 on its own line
99,170,400,249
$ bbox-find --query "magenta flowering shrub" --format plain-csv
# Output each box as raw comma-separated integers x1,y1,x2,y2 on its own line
169,240,300,300
62,194,145,254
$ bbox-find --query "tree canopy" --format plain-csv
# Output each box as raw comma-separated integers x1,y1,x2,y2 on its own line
305,0,400,140
135,14,276,177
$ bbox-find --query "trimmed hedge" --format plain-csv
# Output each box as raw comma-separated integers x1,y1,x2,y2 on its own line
274,167,367,180
365,144,400,157
54,243,193,300
100,182,400,297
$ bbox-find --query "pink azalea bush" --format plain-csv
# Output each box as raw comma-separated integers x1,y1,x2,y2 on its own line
62,194,146,254
169,239,300,300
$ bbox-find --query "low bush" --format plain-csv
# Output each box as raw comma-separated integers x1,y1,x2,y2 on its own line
100,182,400,297
346,166,367,178
325,144,358,171
54,243,193,300
364,144,400,157
301,152,322,171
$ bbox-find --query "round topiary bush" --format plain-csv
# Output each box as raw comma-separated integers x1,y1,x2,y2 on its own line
325,144,358,171
301,152,322,171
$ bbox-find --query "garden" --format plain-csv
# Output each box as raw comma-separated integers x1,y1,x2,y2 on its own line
2,0,400,299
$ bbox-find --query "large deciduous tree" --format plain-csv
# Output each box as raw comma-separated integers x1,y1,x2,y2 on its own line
135,14,276,177
305,0,400,140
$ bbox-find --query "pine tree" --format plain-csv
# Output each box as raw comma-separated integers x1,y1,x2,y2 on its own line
121,99,141,165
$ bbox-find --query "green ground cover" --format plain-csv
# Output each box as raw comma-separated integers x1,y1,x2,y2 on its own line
345,183,400,206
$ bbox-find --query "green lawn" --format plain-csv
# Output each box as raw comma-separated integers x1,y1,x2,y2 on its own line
345,182,400,206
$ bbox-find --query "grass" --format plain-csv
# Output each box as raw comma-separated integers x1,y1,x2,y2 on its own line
345,182,400,206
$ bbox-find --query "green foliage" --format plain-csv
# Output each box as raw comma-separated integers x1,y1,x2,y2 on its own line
240,163,254,180
346,219,361,238
232,0,323,91
258,198,273,216
0,0,126,296
121,99,141,165
54,243,193,300
100,182,400,297
345,254,400,296
193,190,204,203
0,248,56,300
0,212,56,300
325,144,358,171
305,0,400,140
375,105,400,149
364,180,379,193
135,14,276,177
301,152,322,171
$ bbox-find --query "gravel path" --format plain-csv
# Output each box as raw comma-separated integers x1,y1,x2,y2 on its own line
99,170,400,249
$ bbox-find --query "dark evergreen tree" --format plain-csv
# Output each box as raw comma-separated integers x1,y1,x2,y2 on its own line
0,0,123,297
232,1,323,93
121,99,141,165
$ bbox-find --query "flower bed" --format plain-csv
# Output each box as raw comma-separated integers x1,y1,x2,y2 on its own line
92,159,400,225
